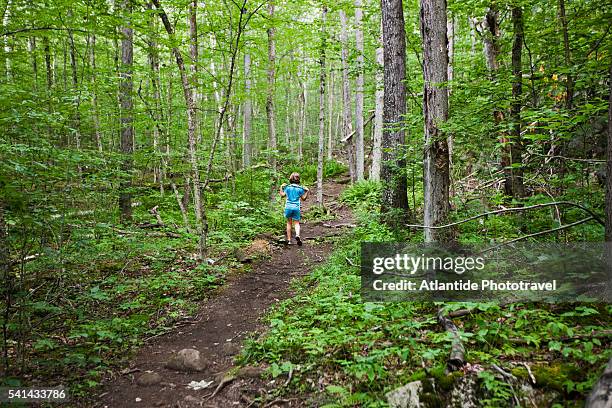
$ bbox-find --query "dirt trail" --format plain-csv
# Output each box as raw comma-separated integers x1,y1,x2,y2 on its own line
96,179,353,408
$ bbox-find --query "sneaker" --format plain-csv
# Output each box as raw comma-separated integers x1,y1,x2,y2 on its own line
296,236,302,246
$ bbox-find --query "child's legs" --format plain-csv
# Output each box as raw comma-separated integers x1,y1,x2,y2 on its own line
294,221,300,238
286,218,293,240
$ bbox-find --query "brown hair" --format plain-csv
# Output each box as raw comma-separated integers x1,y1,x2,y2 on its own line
289,172,300,184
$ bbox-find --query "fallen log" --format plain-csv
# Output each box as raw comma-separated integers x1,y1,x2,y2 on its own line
437,308,466,371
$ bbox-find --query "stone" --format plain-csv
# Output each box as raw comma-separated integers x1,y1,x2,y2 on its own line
449,374,478,408
136,371,162,387
386,381,423,408
221,342,239,356
165,349,206,372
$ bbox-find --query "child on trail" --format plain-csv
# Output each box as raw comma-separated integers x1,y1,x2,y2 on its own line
279,172,309,246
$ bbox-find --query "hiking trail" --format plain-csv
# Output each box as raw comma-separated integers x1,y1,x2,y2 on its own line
96,179,354,408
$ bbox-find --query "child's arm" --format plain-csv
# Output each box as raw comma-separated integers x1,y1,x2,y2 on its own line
279,183,287,197
301,186,309,200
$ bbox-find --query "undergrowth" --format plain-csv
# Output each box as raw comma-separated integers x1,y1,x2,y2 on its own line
240,180,611,407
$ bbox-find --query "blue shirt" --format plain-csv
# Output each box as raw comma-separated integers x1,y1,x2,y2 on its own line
283,184,305,209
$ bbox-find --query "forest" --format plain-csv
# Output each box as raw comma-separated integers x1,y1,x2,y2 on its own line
1,0,611,406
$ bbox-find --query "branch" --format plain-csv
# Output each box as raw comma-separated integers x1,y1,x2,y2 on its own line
481,216,595,253
405,201,605,229
341,112,375,143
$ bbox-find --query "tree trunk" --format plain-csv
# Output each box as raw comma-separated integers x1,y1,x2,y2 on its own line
91,35,103,152
509,6,525,198
380,0,410,225
29,37,37,89
327,66,335,160
2,0,11,80
605,62,612,242
558,0,573,109
243,52,252,168
152,0,207,259
119,0,134,222
371,36,384,181
421,0,450,242
189,0,199,139
147,3,164,192
317,6,327,205
354,0,365,181
298,73,306,161
266,0,277,173
43,36,52,90
339,10,355,181
67,15,81,152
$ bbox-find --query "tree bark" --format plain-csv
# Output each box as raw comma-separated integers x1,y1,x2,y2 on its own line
242,52,252,168
380,0,410,225
43,36,52,90
327,66,335,160
605,62,612,242
67,13,81,152
339,9,355,181
371,37,384,181
147,3,164,191
421,0,450,242
119,0,134,222
266,0,277,172
317,6,327,205
354,0,365,181
298,71,306,161
509,6,525,197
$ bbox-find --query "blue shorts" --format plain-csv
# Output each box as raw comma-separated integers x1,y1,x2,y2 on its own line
284,207,301,221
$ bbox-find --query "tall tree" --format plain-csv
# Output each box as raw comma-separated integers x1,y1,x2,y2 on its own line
317,6,327,204
509,5,525,197
606,62,612,242
266,0,277,172
380,0,409,225
421,0,450,242
558,0,573,109
371,32,384,181
354,0,365,180
152,0,206,258
242,51,252,168
118,0,134,222
339,9,355,181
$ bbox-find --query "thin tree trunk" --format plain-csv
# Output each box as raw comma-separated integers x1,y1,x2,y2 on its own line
606,62,612,242
152,0,207,258
243,52,252,168
558,0,573,109
421,0,450,242
327,66,335,160
2,0,11,80
509,6,525,197
29,37,37,89
67,15,81,152
354,0,365,181
266,0,277,172
339,10,355,181
381,0,410,225
447,11,455,195
317,6,327,205
119,0,134,222
43,36,52,90
189,0,200,138
298,73,306,161
147,3,163,191
371,36,384,181
91,35,103,152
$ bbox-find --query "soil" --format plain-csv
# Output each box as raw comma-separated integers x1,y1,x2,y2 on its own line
94,179,353,408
